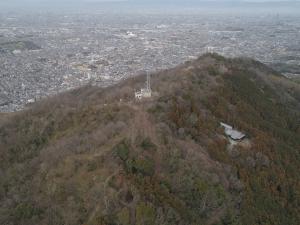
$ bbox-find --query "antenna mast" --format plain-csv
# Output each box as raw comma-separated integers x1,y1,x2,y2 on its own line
146,72,151,91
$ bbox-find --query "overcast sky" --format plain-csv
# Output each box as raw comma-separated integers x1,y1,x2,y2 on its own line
20,0,300,1
1,0,300,13
2,0,300,4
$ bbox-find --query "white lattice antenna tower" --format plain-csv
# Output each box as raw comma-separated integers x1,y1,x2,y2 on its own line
146,72,151,91
135,71,152,100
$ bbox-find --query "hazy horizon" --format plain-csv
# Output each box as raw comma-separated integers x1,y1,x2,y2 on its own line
1,0,300,14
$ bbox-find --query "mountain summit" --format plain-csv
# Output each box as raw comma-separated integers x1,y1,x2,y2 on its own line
0,54,299,225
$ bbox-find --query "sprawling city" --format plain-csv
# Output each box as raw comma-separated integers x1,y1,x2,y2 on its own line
1,10,300,112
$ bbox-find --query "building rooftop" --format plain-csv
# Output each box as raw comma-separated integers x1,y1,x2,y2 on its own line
220,122,246,141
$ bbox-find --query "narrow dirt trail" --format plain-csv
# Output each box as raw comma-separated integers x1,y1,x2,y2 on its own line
123,101,164,175
122,102,156,144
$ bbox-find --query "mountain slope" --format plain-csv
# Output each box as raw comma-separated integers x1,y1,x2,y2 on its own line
0,54,299,225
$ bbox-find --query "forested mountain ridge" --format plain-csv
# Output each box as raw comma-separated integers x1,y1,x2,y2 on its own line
0,54,299,225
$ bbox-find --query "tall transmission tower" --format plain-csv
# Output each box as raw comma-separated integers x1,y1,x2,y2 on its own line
135,71,152,100
146,72,151,91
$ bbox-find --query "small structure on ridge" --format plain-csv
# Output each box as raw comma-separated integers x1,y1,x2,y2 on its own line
220,122,246,141
135,73,152,100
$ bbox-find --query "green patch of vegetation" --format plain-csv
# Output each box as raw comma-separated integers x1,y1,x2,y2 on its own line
140,137,157,152
117,207,130,225
221,209,240,225
13,203,44,221
125,157,155,177
136,202,156,225
86,160,98,172
207,65,219,76
114,139,130,161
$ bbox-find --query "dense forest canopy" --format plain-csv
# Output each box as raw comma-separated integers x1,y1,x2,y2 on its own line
0,54,299,225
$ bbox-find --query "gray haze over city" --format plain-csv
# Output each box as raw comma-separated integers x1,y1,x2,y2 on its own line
0,0,300,111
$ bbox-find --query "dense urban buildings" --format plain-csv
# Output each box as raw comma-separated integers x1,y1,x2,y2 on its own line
1,12,300,112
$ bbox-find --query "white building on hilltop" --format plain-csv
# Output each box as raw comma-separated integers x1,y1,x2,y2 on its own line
135,73,152,100
220,122,246,141
206,46,215,54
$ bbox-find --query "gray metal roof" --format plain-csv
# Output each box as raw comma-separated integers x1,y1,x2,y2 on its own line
220,122,246,140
